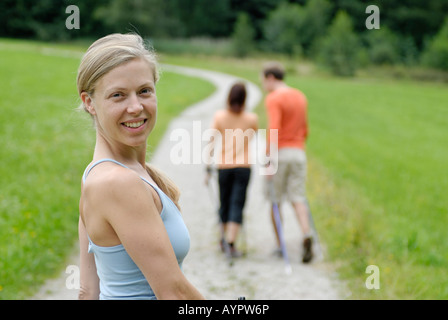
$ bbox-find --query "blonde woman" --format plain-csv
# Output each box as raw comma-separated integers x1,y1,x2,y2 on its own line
77,33,204,300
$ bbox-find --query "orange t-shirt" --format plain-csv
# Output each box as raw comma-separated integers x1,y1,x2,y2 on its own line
211,109,258,169
265,87,308,151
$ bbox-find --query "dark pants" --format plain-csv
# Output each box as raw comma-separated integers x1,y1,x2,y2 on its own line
218,167,251,224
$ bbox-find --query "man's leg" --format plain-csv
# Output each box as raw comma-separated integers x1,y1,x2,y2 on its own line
287,149,313,263
292,201,310,236
292,200,313,263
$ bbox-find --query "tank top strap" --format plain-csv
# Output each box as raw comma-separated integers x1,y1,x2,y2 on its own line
82,159,160,191
82,159,130,183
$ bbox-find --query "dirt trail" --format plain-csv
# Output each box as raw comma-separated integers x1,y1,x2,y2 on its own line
33,65,344,300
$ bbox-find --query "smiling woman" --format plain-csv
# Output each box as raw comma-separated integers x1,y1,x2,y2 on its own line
76,33,205,300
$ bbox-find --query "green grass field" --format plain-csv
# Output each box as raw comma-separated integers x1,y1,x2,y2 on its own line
0,39,215,299
296,76,448,299
161,54,448,299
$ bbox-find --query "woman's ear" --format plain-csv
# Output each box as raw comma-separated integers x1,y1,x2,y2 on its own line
80,92,96,115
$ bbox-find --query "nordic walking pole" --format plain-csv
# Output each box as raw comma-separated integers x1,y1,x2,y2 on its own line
306,199,324,261
268,181,292,275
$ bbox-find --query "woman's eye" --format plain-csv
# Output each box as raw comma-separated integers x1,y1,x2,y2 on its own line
111,92,123,98
140,88,153,95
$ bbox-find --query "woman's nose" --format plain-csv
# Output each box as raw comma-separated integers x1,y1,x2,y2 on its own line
127,94,143,114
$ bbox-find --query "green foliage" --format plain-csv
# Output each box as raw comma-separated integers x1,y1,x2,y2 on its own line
299,0,333,55
0,0,109,40
365,27,400,65
231,12,256,58
2,0,448,74
316,10,360,76
375,0,448,50
166,0,233,37
226,0,279,40
263,2,304,56
398,36,419,66
262,0,332,57
94,0,182,38
422,18,448,71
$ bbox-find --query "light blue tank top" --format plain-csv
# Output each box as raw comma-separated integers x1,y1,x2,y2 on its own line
82,159,190,300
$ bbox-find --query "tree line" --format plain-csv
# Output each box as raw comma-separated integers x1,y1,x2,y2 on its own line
1,0,447,74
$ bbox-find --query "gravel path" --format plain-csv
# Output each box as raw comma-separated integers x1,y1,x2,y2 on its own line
33,65,344,300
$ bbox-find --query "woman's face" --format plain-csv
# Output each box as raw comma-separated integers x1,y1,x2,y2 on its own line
83,58,157,149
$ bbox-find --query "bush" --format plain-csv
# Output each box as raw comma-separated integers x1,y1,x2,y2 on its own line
231,12,256,58
365,27,400,65
316,11,360,76
397,36,419,66
300,0,332,55
263,2,304,57
421,17,448,71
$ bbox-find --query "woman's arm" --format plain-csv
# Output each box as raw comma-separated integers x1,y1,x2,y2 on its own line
78,218,100,300
88,169,205,300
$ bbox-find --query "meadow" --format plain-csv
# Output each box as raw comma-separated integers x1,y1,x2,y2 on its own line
294,75,448,299
0,39,214,299
161,54,448,299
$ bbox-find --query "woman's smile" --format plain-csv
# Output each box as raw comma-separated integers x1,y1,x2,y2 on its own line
121,118,147,129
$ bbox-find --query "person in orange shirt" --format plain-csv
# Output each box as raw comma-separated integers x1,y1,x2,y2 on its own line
262,62,313,263
206,82,258,258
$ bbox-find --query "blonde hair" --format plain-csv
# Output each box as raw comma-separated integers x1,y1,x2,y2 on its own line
77,33,159,112
78,34,180,209
146,165,181,210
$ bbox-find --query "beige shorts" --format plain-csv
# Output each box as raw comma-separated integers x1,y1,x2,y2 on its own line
265,148,307,203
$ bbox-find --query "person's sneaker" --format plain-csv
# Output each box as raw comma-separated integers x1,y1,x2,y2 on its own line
229,245,243,258
302,237,313,263
220,238,228,253
272,247,282,258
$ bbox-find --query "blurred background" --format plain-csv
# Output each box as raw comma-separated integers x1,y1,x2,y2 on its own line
1,0,448,75
1,0,447,300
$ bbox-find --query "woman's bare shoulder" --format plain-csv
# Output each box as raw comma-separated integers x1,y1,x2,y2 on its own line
242,111,258,128
83,163,147,206
85,162,138,185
